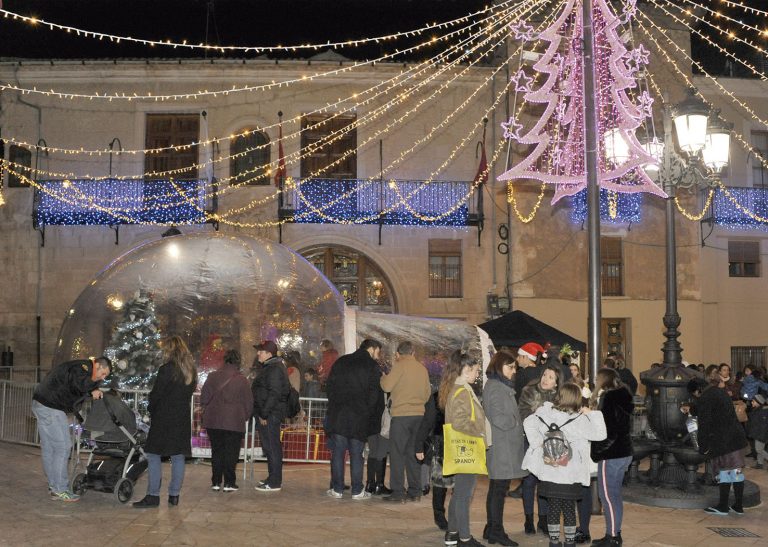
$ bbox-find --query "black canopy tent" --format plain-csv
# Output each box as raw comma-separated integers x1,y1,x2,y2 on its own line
478,310,587,352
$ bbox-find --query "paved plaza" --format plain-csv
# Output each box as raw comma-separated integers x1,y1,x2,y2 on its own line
1,441,766,546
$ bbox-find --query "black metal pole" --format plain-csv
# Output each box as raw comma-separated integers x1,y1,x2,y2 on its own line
583,0,602,382
661,110,682,366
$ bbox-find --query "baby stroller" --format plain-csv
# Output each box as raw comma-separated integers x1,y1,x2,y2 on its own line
71,391,148,503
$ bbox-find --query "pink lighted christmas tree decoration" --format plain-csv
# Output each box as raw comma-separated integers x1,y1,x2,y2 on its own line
498,0,665,204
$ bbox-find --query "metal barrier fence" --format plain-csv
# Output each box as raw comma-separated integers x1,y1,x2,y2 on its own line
0,367,41,383
0,380,331,466
0,380,39,445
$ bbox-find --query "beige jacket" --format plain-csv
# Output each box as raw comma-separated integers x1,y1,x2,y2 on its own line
380,354,431,417
445,378,492,445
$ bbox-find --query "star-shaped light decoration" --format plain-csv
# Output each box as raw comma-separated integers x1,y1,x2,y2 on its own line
510,20,536,42
628,44,650,69
620,0,638,25
637,91,654,119
511,69,534,93
501,117,524,141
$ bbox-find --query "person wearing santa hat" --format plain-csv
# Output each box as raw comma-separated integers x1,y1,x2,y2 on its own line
514,342,545,403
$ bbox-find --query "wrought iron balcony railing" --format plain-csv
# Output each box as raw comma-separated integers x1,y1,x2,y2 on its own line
33,178,217,227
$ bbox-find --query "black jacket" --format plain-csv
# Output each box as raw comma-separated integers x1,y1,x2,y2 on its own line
618,368,638,396
33,359,102,413
415,392,444,460
746,406,768,443
694,384,748,458
325,348,383,441
252,356,289,420
591,387,634,461
145,362,197,457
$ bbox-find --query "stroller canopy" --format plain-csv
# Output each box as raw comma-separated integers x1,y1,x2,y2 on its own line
84,392,138,442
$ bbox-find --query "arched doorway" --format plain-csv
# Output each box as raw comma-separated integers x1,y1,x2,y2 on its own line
300,245,397,313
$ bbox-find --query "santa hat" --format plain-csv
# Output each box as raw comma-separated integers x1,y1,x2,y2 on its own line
518,342,545,361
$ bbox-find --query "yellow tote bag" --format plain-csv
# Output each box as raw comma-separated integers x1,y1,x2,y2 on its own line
442,387,488,476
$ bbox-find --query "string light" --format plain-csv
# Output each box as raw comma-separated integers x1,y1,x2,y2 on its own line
12,3,528,229
716,182,768,225
652,0,766,80
0,2,515,55
714,0,768,18
674,188,715,221
507,183,546,223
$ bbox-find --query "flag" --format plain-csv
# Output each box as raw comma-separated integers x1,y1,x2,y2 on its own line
274,121,286,187
473,141,488,186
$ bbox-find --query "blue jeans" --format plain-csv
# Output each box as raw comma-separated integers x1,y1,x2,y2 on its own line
597,456,632,536
32,400,72,493
257,415,283,487
145,453,186,496
330,434,365,495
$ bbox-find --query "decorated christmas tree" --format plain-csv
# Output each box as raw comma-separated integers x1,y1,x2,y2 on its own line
105,289,163,390
498,0,665,204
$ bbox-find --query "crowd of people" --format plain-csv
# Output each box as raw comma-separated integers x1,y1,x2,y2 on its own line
30,336,766,547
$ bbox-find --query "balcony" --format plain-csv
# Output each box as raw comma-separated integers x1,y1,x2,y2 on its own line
711,186,768,229
33,178,216,228
278,178,483,228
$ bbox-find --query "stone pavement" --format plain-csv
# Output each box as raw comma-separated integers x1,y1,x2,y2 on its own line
1,441,766,547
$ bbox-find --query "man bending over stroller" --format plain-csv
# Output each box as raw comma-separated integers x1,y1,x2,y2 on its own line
32,357,111,502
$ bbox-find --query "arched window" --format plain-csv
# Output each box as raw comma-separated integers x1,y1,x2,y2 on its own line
300,245,396,313
230,130,270,185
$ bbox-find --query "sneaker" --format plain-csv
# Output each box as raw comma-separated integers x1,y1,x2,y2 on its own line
257,479,268,486
730,505,745,515
445,531,459,546
50,491,80,502
351,490,372,500
255,484,281,492
211,484,221,491
704,506,729,516
222,485,239,492
574,529,591,543
326,488,343,499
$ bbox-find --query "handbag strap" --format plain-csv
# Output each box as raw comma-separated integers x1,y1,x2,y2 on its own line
210,373,235,404
452,386,475,422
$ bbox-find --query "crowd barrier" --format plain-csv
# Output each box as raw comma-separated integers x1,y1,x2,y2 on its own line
0,380,333,478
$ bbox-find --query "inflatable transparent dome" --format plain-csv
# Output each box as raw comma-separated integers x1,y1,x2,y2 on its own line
53,233,345,389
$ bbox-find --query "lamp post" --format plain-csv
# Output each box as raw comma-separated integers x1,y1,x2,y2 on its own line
654,89,730,373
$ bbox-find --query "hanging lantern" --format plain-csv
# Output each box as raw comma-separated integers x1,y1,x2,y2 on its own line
702,116,731,172
604,128,630,165
672,89,709,156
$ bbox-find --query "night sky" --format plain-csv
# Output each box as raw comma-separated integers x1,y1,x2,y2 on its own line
0,0,764,76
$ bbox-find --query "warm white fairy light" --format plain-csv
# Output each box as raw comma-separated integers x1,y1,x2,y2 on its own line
0,5,512,157
0,2,514,55
12,0,557,228
652,0,766,80
214,1,560,227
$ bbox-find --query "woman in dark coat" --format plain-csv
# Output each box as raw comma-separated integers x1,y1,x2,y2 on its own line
688,376,749,515
201,349,253,492
134,335,197,508
590,368,634,547
483,350,526,546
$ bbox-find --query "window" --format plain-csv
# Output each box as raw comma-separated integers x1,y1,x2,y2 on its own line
145,114,199,179
7,144,32,187
300,114,356,179
301,245,395,313
731,346,766,374
601,237,623,296
752,131,768,187
230,130,270,185
429,239,462,298
728,240,760,277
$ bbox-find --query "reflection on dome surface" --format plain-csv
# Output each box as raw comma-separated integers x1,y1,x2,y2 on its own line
53,233,346,390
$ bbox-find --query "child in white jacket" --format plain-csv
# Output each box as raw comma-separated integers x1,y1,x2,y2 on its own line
523,383,607,547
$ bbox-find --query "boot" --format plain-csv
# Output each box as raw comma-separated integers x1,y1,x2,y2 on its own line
549,542,563,547
524,514,535,535
373,483,392,496
483,524,490,540
132,495,160,508
168,495,179,506
591,533,622,546
488,530,518,546
364,480,376,494
538,515,549,536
